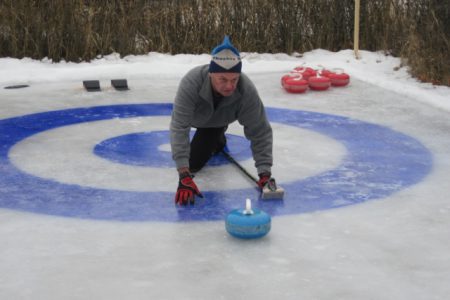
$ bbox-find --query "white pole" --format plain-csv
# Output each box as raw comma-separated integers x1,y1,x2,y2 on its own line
354,0,361,59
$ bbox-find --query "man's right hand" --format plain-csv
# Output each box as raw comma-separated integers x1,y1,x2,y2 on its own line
175,172,203,205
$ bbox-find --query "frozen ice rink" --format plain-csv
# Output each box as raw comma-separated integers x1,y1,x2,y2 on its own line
1,50,449,299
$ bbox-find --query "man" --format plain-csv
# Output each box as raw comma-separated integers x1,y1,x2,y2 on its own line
170,36,275,205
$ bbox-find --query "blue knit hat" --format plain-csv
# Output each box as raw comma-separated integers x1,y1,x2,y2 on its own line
209,36,242,73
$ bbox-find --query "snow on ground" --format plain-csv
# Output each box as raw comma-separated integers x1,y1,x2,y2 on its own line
1,49,449,112
0,49,449,300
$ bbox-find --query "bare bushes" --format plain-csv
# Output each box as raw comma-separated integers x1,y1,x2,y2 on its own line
0,0,448,85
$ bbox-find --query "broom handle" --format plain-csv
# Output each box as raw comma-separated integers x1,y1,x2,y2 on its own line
220,150,259,184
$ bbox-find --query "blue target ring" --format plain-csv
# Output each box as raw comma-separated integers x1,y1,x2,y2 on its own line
93,131,251,167
0,104,433,222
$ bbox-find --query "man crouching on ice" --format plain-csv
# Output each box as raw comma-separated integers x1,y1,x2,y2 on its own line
170,35,276,205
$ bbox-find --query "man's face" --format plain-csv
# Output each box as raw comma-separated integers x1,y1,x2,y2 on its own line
209,72,240,97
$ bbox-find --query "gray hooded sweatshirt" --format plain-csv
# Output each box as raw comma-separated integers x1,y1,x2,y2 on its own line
170,64,273,175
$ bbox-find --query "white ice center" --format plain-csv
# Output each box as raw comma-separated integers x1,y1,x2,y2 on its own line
8,116,347,192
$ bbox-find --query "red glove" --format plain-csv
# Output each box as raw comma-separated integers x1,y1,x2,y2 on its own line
258,172,278,192
175,173,203,205
257,172,271,189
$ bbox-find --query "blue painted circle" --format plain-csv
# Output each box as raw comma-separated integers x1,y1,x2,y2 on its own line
93,131,251,167
0,104,433,222
226,209,271,239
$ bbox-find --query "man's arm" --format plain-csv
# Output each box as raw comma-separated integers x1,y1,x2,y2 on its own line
237,83,273,175
177,166,190,175
170,70,204,205
170,73,198,172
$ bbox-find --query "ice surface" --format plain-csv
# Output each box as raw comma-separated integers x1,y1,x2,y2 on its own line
0,50,449,300
9,117,345,192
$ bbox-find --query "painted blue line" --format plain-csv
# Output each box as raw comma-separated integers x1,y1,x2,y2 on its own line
94,131,251,167
0,104,433,222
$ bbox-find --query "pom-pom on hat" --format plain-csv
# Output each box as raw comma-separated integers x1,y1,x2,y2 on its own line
209,35,242,73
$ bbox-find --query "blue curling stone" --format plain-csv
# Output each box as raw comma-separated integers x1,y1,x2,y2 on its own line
225,208,271,239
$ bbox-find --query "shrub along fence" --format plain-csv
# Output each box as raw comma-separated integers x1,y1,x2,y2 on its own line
0,0,448,85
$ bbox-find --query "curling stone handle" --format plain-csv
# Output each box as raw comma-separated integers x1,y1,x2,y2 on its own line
243,198,254,215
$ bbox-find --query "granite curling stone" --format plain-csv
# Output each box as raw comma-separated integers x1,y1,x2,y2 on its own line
225,199,271,239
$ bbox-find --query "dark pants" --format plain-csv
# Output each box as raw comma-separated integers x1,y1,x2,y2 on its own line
189,127,227,172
